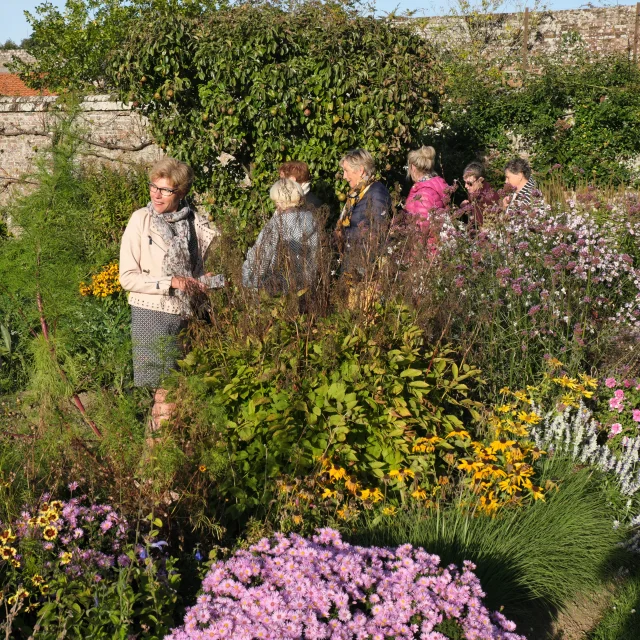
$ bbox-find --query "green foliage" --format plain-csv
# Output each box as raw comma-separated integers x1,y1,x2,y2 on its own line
12,557,181,639
78,163,150,264
0,39,20,51
107,0,439,238
0,124,147,394
354,456,623,623
433,617,465,640
437,52,640,186
588,562,640,640
0,320,27,392
0,513,182,640
11,0,147,92
177,302,483,523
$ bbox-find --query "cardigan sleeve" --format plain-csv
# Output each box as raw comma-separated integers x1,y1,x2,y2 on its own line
119,211,172,295
242,217,280,289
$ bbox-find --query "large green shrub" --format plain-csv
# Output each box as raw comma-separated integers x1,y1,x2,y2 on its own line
436,50,640,186
175,302,483,522
19,0,442,238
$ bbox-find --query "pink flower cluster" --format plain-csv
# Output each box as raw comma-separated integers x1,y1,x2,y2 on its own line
442,197,640,333
600,377,640,439
609,389,626,413
166,529,525,640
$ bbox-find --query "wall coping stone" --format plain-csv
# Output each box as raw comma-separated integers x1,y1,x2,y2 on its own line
0,95,133,113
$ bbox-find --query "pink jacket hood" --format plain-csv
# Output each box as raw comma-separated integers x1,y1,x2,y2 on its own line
404,175,449,221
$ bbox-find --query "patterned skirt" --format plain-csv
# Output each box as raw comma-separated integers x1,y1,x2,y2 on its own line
130,306,186,388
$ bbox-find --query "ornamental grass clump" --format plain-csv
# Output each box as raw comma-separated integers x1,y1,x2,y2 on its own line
166,528,525,640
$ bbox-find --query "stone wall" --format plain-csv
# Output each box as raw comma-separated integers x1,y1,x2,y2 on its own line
417,4,640,58
0,95,162,206
0,51,35,74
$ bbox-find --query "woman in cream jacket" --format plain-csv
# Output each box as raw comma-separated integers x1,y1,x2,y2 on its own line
119,158,221,431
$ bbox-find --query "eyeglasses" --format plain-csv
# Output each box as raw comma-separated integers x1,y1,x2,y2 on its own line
464,179,476,186
149,182,178,197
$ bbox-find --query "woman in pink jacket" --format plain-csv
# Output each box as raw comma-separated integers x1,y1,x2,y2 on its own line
403,146,449,230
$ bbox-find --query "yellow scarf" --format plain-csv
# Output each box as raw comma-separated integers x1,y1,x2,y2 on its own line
337,180,373,229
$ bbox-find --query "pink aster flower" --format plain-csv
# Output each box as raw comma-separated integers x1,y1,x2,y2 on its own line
605,377,617,388
165,529,525,640
100,520,113,533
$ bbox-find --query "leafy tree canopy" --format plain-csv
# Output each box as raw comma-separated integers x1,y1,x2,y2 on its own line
0,39,20,50
11,0,221,92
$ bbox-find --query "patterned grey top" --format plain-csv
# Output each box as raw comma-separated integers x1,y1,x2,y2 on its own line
242,208,319,294
506,177,540,213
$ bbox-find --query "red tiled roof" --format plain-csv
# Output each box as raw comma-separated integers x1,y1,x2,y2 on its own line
0,74,55,97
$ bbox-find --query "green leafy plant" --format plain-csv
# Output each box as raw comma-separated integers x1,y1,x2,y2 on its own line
0,119,146,397
105,0,439,238
435,48,640,187
9,0,160,93
174,301,483,524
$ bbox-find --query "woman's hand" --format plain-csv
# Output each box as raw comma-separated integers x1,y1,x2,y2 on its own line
502,195,511,210
171,276,207,293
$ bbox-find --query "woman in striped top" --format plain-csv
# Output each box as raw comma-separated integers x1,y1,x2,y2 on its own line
503,158,539,213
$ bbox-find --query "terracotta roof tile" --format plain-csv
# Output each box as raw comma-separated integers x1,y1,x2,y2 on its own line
0,74,55,97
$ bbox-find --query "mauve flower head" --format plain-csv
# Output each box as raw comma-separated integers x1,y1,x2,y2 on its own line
117,554,131,567
0,495,135,582
605,378,617,388
165,529,525,640
100,520,113,533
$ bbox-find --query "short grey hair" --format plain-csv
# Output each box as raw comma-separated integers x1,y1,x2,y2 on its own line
269,178,304,209
505,158,532,180
340,149,375,179
463,161,486,180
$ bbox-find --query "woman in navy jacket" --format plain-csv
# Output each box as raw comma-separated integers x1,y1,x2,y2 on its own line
335,149,391,274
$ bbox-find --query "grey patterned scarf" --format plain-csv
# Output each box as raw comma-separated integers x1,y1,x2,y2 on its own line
147,202,200,284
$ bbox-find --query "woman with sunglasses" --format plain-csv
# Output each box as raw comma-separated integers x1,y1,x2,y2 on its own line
460,161,498,231
119,158,223,434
